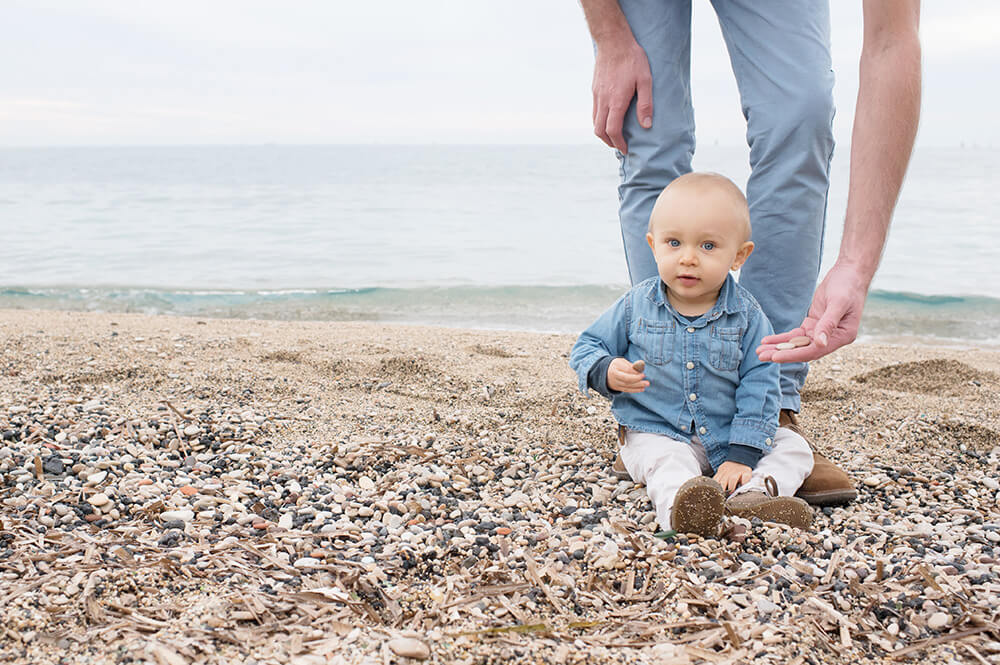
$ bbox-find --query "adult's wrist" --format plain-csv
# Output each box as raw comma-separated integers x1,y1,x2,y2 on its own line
581,0,635,49
831,253,877,289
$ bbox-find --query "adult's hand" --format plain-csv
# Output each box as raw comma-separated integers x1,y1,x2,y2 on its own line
591,37,653,154
756,261,871,364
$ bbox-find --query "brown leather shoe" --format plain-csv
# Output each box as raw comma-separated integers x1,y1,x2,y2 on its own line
726,477,813,528
671,476,725,538
612,425,632,480
783,409,858,506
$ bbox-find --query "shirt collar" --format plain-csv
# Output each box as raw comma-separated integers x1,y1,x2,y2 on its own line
645,273,743,322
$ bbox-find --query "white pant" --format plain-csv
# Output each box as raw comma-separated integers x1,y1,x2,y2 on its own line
620,428,814,530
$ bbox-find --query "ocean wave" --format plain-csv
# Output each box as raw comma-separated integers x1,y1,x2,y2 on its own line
0,284,997,344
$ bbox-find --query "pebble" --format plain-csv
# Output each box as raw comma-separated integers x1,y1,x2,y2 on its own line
160,510,194,522
86,470,108,486
756,598,779,614
293,557,322,569
88,493,110,507
927,612,950,630
387,638,430,660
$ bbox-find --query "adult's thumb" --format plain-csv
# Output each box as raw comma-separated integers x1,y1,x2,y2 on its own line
812,306,844,347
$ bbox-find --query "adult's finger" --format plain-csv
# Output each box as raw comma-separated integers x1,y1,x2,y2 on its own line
635,72,653,129
593,99,613,149
764,339,844,364
759,326,808,346
606,104,628,154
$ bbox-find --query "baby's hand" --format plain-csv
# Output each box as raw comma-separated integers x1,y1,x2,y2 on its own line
714,461,751,494
607,357,649,393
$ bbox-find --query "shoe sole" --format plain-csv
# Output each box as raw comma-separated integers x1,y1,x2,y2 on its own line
672,478,725,538
795,487,858,507
729,496,813,529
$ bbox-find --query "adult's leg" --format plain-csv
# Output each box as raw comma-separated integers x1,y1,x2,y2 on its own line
711,0,835,411
619,430,707,530
616,0,695,286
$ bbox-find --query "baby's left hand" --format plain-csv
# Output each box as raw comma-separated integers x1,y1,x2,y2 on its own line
714,461,752,494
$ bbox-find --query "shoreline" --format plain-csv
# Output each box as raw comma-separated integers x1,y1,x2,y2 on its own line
2,309,999,664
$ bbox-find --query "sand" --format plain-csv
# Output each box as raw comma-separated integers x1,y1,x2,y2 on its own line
1,309,999,664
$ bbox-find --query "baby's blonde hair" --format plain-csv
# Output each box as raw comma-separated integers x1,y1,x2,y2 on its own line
648,172,751,240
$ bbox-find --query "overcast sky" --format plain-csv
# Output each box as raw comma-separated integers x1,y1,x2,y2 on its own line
2,1,997,147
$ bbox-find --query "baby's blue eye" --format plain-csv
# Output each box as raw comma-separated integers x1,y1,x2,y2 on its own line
668,239,680,247
702,241,715,251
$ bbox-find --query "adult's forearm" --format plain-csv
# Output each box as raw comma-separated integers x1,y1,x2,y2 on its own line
579,0,634,47
839,38,921,282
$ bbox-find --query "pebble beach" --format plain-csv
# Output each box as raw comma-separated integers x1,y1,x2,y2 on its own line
2,309,1000,665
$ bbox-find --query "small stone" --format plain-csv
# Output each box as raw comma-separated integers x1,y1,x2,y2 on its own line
358,477,375,491
293,557,322,569
775,342,796,350
927,612,950,630
160,510,194,522
183,424,201,437
388,637,430,660
278,513,293,529
88,493,110,507
863,476,881,488
86,470,108,486
789,336,811,347
42,457,65,475
631,359,645,372
757,598,779,614
179,485,198,496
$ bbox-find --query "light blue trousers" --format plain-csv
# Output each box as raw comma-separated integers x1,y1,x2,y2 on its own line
615,0,835,411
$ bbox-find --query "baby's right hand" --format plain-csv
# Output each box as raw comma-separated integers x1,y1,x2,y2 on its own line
607,357,649,393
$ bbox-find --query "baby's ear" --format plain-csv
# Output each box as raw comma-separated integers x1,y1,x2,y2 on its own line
731,240,754,270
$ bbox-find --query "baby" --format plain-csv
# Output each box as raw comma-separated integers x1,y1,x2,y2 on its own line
570,173,814,537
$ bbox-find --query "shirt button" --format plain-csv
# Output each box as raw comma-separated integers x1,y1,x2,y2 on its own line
686,361,694,369
689,393,697,401
699,426,706,434
687,327,695,333
681,425,688,431
765,438,773,445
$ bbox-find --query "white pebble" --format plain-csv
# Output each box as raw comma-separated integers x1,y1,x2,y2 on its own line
388,637,430,660
927,612,950,630
88,493,110,507
293,557,322,569
160,510,194,522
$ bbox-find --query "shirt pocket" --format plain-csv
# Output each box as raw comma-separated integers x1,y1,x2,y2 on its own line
638,318,674,366
709,326,742,371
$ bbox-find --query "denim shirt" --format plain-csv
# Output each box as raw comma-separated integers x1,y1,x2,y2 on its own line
569,274,780,471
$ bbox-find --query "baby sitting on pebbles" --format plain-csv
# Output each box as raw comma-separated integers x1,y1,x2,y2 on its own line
570,173,815,537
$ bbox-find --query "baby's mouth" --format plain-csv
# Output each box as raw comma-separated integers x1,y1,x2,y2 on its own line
676,275,699,285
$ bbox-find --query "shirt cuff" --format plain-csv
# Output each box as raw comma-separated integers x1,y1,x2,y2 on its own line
726,444,763,469
586,355,617,399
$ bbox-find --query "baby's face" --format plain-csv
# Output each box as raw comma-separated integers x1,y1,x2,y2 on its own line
645,183,753,315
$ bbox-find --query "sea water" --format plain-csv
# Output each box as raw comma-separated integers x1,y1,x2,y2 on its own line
1,144,997,345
